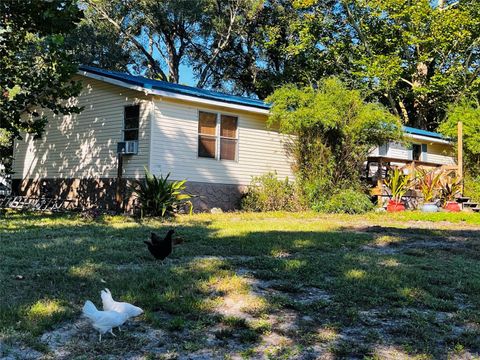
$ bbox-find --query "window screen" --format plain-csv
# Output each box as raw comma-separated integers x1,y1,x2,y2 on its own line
198,111,217,158
124,105,140,141
220,115,238,161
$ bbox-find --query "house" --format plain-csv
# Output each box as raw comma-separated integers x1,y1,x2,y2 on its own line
370,126,455,165
12,66,293,211
367,126,458,208
367,126,456,184
12,66,457,211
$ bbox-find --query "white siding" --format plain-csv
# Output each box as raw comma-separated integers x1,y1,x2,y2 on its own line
425,143,455,165
370,141,455,165
150,98,294,185
12,76,152,180
387,142,410,159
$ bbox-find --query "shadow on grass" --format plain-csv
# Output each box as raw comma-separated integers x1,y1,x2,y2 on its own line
1,213,480,358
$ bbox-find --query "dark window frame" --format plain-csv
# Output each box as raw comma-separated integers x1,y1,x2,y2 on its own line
123,104,140,142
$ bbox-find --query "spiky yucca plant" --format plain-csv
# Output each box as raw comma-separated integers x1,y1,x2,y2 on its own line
130,168,193,217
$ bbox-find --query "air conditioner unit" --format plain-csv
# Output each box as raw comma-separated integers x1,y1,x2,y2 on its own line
117,141,138,155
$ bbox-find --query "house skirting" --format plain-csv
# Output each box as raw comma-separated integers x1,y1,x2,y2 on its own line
185,182,246,212
12,178,246,212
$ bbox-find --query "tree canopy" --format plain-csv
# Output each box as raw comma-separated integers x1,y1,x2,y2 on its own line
78,0,262,87
439,100,480,176
257,0,480,130
0,0,83,163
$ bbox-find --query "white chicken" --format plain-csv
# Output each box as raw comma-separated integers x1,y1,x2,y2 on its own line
101,288,144,320
82,300,128,341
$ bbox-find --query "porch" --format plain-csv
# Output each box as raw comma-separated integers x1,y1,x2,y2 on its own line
365,156,478,211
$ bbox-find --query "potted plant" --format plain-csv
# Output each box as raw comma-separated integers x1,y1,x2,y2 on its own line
417,169,442,212
384,168,411,212
440,176,462,212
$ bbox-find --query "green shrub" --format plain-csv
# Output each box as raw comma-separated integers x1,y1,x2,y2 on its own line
130,168,193,217
241,172,303,212
313,189,374,214
300,177,332,208
464,175,480,203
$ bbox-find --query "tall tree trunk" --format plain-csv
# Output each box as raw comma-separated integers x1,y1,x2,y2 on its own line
168,56,180,84
165,38,180,83
412,61,430,129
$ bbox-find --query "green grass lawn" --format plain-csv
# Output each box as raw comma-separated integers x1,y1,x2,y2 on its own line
1,210,480,359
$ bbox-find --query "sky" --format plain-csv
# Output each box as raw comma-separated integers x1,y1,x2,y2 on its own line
179,64,196,87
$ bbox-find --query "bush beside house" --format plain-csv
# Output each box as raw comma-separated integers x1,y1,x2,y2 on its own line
241,78,402,214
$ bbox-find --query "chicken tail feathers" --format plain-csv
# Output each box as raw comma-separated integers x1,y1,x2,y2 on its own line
82,300,98,319
101,289,113,303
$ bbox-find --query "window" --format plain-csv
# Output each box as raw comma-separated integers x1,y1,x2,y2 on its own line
378,143,389,156
198,111,217,158
198,111,238,161
412,144,421,161
124,105,140,141
220,115,238,161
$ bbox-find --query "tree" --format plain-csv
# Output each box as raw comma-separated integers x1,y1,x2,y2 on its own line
203,0,341,98
439,100,480,176
212,0,480,127
266,78,402,203
82,0,260,86
279,0,480,130
439,99,480,201
65,6,133,72
0,0,83,165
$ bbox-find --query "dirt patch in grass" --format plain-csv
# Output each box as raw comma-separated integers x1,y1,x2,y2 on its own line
0,341,43,360
35,317,167,359
357,225,478,258
362,238,470,255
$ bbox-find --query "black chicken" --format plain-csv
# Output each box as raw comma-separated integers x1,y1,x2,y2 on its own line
144,229,175,260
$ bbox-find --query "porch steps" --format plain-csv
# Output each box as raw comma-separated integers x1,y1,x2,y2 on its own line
456,196,480,212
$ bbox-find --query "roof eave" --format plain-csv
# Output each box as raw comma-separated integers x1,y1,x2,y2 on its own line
78,70,270,115
404,132,451,145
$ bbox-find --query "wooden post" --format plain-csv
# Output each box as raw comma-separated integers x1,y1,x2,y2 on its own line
377,158,383,207
458,121,463,194
116,153,123,212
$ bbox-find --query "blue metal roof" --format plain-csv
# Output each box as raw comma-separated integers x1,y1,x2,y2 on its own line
402,126,445,140
79,65,269,110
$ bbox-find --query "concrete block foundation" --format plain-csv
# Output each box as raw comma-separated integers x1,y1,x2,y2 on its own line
12,178,246,212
